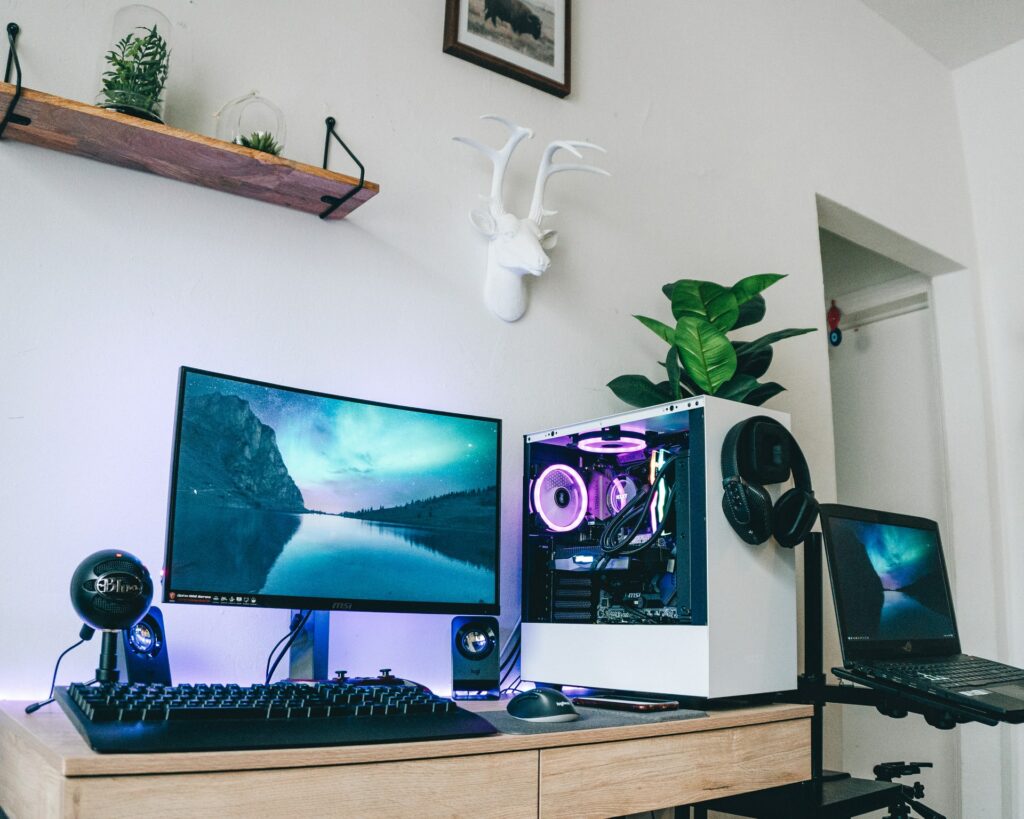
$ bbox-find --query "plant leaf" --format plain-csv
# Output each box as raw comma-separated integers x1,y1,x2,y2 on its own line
732,294,766,330
734,343,773,379
670,280,739,331
634,315,675,346
735,327,816,358
661,281,677,300
732,274,785,305
657,378,695,399
744,382,786,406
661,354,701,394
666,347,682,399
715,374,760,402
608,375,674,408
673,317,738,395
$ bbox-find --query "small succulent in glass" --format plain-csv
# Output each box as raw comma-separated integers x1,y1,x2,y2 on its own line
237,131,283,156
215,91,287,157
98,24,170,123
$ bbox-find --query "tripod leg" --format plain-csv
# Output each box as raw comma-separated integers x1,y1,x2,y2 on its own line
904,798,945,819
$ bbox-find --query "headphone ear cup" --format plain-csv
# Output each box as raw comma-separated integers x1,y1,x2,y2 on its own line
772,489,818,548
722,481,774,545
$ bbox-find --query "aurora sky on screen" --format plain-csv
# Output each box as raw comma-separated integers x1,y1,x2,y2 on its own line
851,520,938,590
184,372,498,514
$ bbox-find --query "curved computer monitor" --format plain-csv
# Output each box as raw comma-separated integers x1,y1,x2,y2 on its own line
162,367,501,615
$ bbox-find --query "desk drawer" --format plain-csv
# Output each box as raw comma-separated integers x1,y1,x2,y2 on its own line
61,750,538,819
539,718,810,818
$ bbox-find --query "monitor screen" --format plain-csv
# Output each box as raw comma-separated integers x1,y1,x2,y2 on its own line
820,505,957,655
163,368,501,614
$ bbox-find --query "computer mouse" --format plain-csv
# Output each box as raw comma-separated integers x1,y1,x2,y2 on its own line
506,688,580,722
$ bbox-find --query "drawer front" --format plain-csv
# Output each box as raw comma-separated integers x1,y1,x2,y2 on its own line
64,750,539,819
539,718,809,818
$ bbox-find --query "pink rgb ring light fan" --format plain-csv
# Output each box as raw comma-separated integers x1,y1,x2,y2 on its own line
532,464,589,532
575,430,646,454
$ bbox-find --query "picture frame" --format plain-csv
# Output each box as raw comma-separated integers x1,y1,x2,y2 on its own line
443,0,571,98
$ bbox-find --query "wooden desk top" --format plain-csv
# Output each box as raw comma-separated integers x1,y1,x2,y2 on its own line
0,700,811,778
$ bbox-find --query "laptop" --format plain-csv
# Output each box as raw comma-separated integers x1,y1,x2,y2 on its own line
819,503,1024,724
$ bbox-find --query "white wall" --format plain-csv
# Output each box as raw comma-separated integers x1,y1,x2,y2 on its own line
0,0,977,770
955,39,1024,817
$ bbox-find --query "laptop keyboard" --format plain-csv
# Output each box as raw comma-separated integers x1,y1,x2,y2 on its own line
853,656,1024,689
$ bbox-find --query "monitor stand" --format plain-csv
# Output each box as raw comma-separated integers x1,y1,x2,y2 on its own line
288,610,330,680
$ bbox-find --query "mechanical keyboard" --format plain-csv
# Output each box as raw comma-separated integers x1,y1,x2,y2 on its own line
55,680,498,753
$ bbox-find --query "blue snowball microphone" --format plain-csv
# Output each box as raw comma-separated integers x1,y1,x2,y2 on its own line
70,549,154,683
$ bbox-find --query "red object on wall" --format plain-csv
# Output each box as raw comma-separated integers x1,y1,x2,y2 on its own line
827,300,842,347
827,300,841,330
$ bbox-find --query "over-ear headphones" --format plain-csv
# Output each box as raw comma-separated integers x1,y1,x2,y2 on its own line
721,417,818,548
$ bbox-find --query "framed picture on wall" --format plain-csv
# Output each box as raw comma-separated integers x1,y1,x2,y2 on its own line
443,0,571,97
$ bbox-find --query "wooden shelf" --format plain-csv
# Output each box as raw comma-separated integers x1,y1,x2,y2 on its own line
0,83,379,220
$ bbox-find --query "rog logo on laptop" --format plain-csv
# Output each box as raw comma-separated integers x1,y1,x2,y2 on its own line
902,642,913,653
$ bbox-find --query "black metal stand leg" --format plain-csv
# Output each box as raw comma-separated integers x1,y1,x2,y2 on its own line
804,533,826,781
319,116,365,218
288,609,329,680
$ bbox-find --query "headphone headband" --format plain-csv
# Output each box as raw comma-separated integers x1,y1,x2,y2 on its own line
720,416,817,548
720,418,747,482
722,416,811,491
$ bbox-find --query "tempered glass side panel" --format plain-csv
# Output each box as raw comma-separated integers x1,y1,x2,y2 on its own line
521,406,707,627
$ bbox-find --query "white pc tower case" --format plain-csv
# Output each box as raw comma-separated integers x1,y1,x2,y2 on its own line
520,396,797,699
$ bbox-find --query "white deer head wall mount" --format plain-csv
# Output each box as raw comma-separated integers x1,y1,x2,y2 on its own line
455,115,609,322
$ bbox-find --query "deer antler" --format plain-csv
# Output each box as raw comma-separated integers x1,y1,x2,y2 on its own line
528,140,609,226
454,115,534,216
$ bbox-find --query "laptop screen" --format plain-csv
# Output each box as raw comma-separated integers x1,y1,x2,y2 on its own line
819,504,960,661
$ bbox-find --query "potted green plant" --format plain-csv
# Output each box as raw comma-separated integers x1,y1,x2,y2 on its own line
98,25,170,123
608,274,815,407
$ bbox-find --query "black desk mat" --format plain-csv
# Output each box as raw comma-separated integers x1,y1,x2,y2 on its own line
478,705,707,735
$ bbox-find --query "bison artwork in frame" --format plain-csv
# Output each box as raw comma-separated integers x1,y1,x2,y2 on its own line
444,0,571,97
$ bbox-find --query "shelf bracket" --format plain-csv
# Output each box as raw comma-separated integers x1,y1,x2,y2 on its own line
1,22,31,138
318,116,365,219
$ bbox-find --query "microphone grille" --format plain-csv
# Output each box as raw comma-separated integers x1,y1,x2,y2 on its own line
94,557,142,575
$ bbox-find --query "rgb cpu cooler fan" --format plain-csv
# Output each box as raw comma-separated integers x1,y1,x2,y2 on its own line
532,464,588,532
